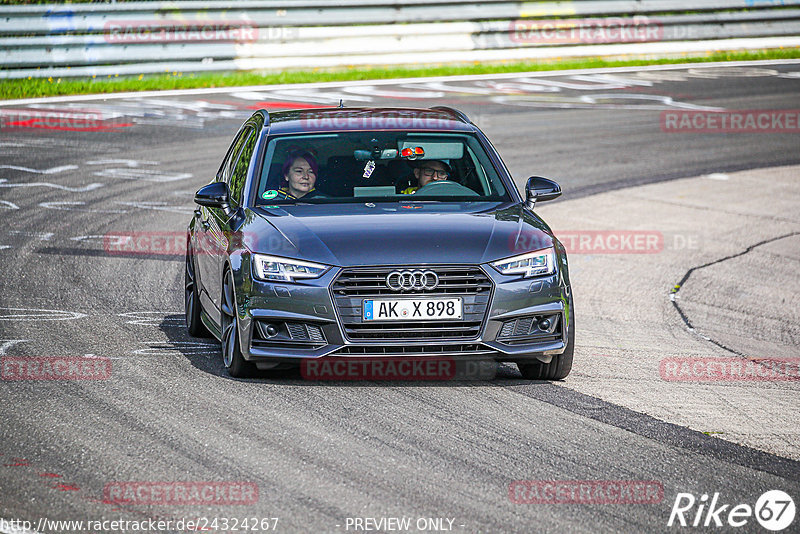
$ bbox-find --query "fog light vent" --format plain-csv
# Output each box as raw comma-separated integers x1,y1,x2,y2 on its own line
499,321,515,338
514,317,534,336
254,320,327,346
307,324,325,342
287,322,307,340
498,314,561,344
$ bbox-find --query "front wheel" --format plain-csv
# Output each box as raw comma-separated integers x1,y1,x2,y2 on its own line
518,296,575,380
220,269,257,378
185,245,211,338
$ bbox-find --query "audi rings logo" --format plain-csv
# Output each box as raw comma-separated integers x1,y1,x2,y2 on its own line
386,270,439,292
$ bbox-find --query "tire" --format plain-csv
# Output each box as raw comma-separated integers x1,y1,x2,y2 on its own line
518,296,575,381
185,244,211,338
220,268,257,378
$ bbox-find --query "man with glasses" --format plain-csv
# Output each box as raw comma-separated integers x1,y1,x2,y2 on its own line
400,160,452,195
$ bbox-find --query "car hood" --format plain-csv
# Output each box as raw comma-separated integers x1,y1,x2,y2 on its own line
244,203,554,267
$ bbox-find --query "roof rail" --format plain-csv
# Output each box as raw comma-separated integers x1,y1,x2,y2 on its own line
256,109,270,126
429,106,471,124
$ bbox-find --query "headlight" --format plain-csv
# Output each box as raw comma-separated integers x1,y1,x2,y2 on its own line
252,254,330,282
491,248,555,278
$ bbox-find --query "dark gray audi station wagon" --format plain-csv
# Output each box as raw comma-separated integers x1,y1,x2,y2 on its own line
186,107,574,379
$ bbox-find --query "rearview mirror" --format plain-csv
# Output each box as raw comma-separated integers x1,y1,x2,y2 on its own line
194,182,232,215
525,176,562,210
354,149,399,161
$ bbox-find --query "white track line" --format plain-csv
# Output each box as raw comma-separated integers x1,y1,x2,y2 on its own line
0,165,78,174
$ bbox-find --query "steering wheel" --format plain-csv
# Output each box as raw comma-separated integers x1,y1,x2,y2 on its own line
414,180,479,197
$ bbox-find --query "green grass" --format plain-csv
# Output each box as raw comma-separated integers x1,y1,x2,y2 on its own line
2,48,799,100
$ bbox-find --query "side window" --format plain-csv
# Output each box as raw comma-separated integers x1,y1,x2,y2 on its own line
217,127,250,183
228,128,257,206
464,144,490,195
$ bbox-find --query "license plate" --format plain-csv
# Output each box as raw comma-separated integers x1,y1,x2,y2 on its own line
363,298,463,321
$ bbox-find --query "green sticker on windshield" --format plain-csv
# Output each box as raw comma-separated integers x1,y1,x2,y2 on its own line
262,190,279,200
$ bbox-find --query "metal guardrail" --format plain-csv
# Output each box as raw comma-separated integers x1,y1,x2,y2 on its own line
1,0,799,79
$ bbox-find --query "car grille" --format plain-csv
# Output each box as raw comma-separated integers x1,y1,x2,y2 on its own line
331,265,492,342
335,344,496,357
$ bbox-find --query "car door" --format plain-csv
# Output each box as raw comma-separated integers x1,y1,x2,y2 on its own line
206,125,258,326
196,126,252,325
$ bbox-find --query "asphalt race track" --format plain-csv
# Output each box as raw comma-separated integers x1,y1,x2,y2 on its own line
1,61,799,533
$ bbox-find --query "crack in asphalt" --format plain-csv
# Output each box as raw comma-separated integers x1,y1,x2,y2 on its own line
669,231,800,360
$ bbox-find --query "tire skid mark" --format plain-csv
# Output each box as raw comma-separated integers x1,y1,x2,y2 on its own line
506,383,800,481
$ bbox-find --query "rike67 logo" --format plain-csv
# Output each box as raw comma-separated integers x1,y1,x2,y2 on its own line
668,490,795,531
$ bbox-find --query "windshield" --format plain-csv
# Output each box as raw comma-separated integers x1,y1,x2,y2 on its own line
254,132,511,204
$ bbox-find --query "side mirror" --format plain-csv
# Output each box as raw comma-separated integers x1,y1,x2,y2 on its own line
525,176,562,210
194,182,233,216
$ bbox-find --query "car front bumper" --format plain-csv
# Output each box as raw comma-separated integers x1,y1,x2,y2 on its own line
236,264,571,369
